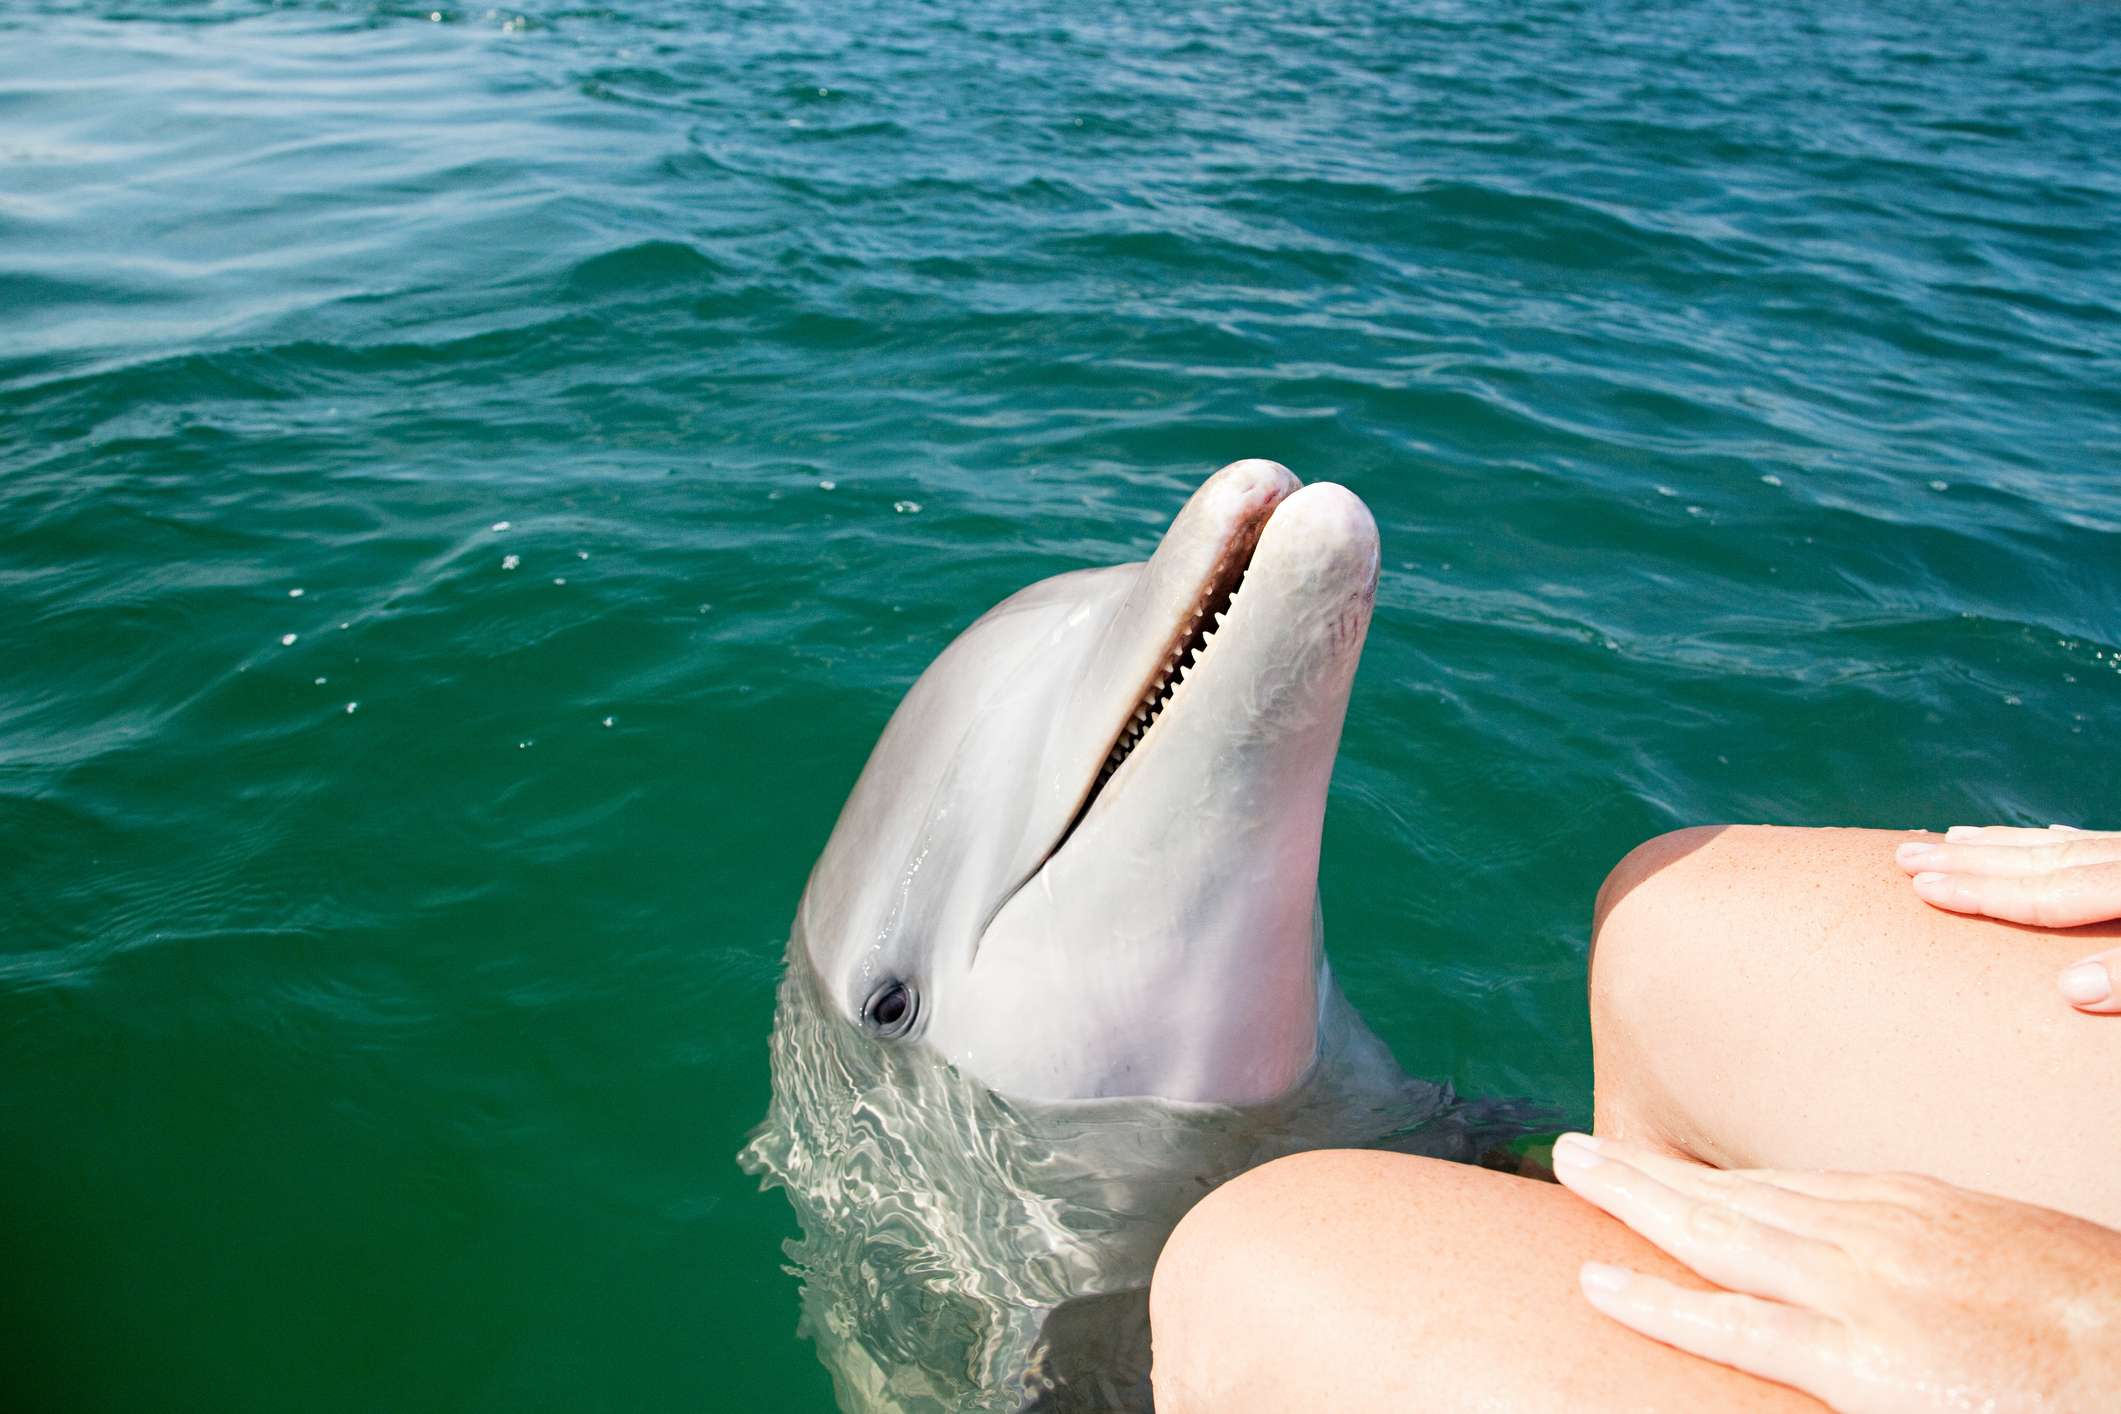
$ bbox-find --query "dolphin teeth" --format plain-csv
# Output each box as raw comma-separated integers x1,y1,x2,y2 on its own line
1044,499,1274,868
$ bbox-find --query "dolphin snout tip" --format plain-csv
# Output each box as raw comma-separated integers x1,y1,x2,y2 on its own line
1212,456,1300,485
1260,481,1379,572
1196,458,1303,513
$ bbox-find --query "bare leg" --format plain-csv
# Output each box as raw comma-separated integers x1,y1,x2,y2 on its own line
1150,825,2121,1409
1592,825,2121,1229
1150,1149,1828,1413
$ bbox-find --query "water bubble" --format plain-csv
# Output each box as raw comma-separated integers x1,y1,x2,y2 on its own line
1929,480,1949,491
603,716,615,727
553,577,567,585
577,550,588,559
699,604,712,613
281,633,297,645
492,521,510,531
502,554,519,569
316,677,326,685
1657,486,1677,497
894,500,922,513
819,480,836,490
346,702,358,713
289,588,304,597
430,11,441,20
1760,474,1782,486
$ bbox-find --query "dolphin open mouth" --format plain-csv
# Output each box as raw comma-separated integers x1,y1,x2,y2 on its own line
1058,497,1279,852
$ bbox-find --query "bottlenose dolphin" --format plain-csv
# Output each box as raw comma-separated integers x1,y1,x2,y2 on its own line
742,461,1527,1413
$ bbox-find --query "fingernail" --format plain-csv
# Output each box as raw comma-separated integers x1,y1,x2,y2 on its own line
1553,1133,1605,1170
1911,871,1951,887
1946,825,1982,841
2059,961,2112,1006
1581,1262,1632,1294
1896,842,1936,860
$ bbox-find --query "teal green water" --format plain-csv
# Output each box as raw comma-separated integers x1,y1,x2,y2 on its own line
3,0,2117,1407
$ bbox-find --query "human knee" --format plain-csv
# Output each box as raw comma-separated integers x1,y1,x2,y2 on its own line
1587,827,1748,1146
1153,1148,1366,1314
1592,825,1727,947
1152,1150,1454,1411
1151,1150,1349,1412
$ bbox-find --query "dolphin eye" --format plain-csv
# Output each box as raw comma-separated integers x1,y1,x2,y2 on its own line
863,980,917,1038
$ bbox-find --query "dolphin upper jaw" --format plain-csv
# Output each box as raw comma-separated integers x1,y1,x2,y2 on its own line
796,460,1381,1105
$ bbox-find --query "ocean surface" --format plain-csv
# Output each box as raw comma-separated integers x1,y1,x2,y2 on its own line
2,0,2116,1408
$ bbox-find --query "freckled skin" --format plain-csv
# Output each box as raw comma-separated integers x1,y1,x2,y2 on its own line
1592,826,2121,1230
1151,1151,1829,1413
1151,826,2121,1412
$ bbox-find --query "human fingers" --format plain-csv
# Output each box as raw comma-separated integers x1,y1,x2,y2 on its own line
1552,1136,1837,1306
2058,945,2121,1015
1904,858,2121,929
1575,1264,1852,1410
1943,824,2115,845
1569,1138,1889,1239
1895,835,2121,879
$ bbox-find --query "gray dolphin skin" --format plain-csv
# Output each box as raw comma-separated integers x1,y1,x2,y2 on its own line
741,461,1526,1414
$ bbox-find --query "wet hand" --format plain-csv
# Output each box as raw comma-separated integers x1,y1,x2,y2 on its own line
1895,826,2121,1011
1552,1134,2121,1414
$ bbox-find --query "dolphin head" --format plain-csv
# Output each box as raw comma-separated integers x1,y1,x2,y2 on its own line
793,459,1380,1103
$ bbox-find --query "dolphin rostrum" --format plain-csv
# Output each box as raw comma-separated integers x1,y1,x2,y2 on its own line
742,461,1531,1413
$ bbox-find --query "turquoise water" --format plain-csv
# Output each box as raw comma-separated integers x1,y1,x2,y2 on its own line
3,0,2117,1408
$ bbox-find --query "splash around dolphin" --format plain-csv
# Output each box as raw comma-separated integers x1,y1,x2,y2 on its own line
742,461,1530,1413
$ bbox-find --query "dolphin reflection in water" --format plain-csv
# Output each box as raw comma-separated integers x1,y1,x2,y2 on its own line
741,461,1537,1413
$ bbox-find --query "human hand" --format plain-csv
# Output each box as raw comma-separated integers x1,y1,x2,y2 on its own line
1895,825,2121,1013
1551,1133,2121,1414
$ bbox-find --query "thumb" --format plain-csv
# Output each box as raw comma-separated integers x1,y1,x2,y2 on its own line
2058,946,2121,1016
